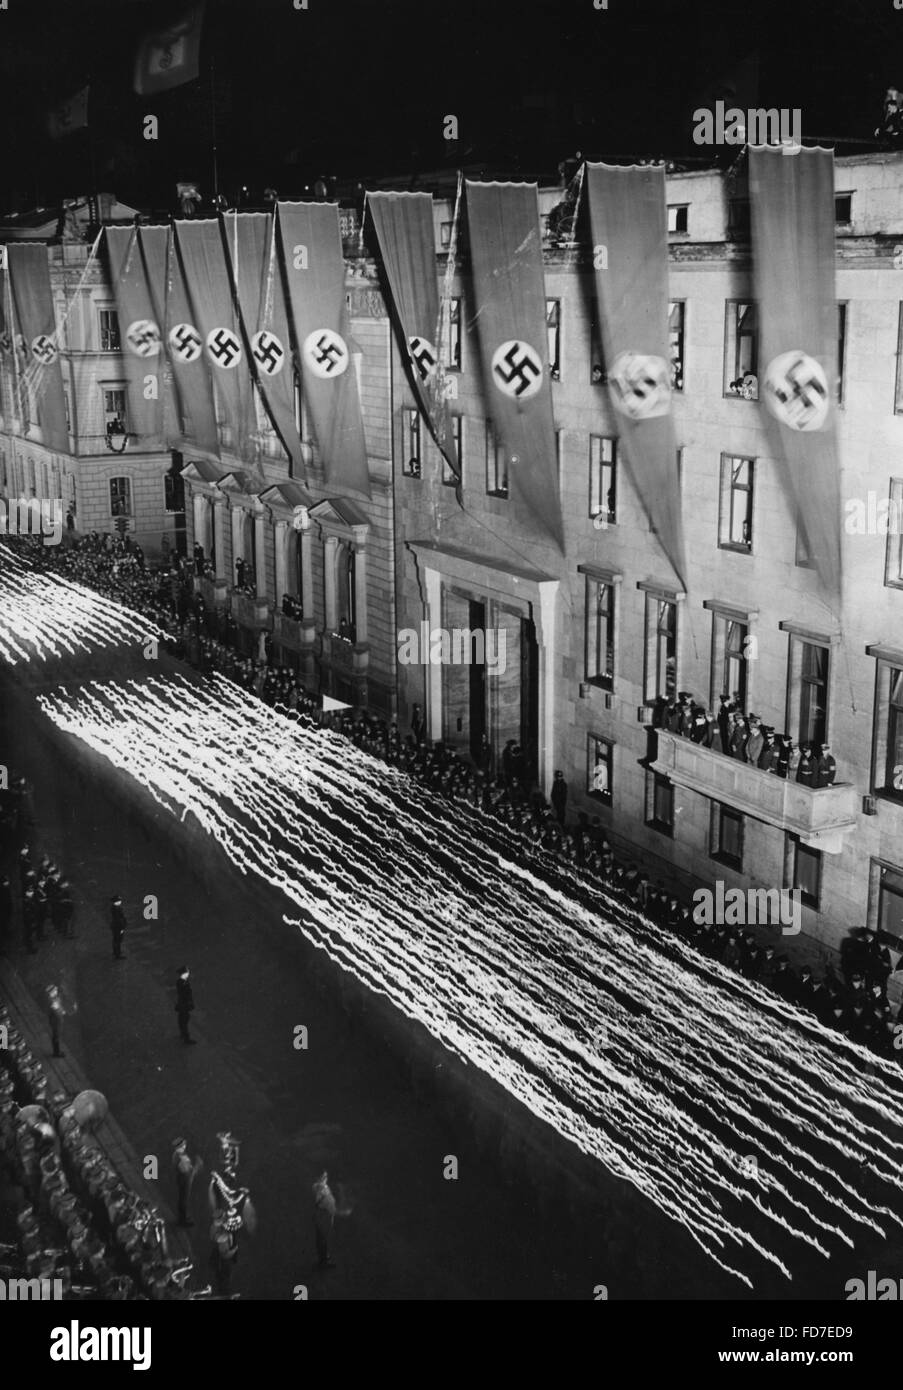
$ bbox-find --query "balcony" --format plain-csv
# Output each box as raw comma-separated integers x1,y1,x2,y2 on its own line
651,731,858,854
231,592,272,629
322,630,369,675
195,575,229,607
273,610,317,652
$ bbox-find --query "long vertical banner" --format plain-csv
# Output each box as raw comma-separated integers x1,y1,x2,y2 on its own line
365,191,457,481
104,226,164,447
7,243,69,454
749,146,842,600
222,211,306,473
164,225,220,455
276,202,370,498
464,180,563,550
584,162,686,588
175,218,256,463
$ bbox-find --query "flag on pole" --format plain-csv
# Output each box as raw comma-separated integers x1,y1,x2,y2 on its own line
47,86,89,140
134,3,205,96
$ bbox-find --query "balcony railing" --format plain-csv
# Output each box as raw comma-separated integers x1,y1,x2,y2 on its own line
651,730,858,854
321,630,368,674
195,575,228,607
231,592,272,629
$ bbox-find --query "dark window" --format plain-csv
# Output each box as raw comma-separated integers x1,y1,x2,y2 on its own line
835,194,852,224
546,299,562,380
719,455,754,550
644,594,677,703
403,409,421,478
711,803,744,870
445,297,462,371
788,835,822,909
109,476,132,518
667,205,689,234
585,577,615,689
99,309,120,352
485,421,508,498
589,436,617,526
646,772,674,835
668,301,685,391
442,416,462,487
725,301,758,398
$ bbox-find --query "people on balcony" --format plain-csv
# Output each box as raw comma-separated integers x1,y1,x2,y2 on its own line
653,691,838,788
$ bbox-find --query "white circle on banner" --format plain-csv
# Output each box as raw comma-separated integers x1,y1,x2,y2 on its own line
251,330,286,377
31,334,57,366
168,322,203,363
126,319,161,358
608,352,671,419
408,335,438,382
763,351,830,431
302,328,349,379
491,339,543,400
206,326,242,370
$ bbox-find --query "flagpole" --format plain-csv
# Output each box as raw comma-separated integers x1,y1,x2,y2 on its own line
210,54,219,204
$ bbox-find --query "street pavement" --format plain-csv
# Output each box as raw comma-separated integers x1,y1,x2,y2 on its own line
1,667,668,1301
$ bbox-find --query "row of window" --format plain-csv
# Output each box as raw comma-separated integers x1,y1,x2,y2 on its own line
583,575,903,804
666,193,855,239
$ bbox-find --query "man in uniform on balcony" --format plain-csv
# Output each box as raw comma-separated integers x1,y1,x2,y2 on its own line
795,744,816,787
815,742,836,788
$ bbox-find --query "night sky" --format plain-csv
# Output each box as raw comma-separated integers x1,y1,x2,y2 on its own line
0,0,899,213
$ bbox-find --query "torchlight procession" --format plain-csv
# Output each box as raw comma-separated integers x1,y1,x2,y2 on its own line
0,550,900,1293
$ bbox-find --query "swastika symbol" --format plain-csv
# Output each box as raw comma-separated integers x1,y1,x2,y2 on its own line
206,326,242,370
764,351,829,432
31,334,57,366
169,323,202,362
491,340,543,400
608,351,672,420
252,330,285,376
302,328,348,379
408,335,437,382
126,318,161,358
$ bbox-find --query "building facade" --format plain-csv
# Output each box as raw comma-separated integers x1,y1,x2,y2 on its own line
3,156,903,968
392,154,903,971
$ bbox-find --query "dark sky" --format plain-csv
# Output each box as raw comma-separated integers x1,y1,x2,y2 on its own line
0,0,898,212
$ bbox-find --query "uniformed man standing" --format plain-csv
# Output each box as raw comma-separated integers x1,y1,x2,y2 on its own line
175,967,197,1044
172,1138,203,1227
312,1170,337,1269
46,983,67,1058
110,895,127,960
